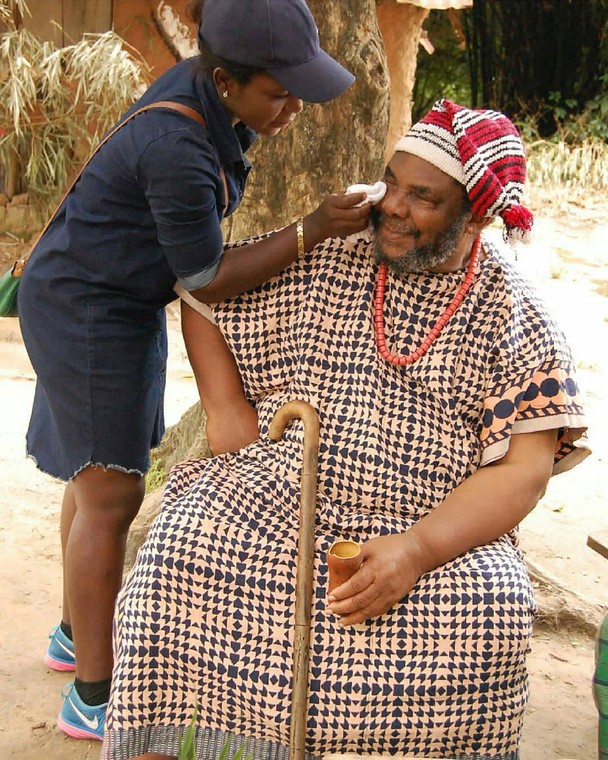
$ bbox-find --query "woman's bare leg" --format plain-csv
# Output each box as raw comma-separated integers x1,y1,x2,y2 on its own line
60,480,77,625
67,465,144,681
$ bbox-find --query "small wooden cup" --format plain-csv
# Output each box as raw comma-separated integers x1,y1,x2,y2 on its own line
327,539,362,594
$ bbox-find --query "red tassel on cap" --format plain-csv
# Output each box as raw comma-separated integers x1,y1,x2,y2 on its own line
500,204,534,243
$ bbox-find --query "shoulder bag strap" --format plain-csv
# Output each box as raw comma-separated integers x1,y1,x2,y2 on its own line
14,100,229,276
148,101,229,211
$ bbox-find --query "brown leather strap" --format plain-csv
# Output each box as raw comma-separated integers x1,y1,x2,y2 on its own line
16,99,229,275
146,100,208,127
142,101,229,213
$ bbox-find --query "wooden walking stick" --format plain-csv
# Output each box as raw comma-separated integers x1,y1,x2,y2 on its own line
269,400,320,760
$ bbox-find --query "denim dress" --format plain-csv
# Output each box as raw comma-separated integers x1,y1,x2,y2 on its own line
18,59,256,480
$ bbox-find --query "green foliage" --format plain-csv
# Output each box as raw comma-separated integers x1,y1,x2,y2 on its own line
409,2,608,207
525,84,608,144
413,10,471,121
461,0,608,137
0,0,149,207
177,705,199,760
552,82,608,144
585,91,608,143
218,738,253,760
516,77,608,204
145,456,167,494
177,706,254,760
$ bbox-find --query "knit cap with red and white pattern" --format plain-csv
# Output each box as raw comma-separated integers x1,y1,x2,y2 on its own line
394,98,533,243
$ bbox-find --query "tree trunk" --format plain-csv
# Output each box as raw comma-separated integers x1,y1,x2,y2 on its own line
376,0,429,162
5,147,20,200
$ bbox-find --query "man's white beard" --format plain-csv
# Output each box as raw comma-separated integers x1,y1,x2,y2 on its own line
372,212,469,276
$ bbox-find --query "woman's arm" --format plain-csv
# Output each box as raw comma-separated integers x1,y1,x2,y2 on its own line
191,192,370,303
327,428,557,625
180,194,371,444
181,301,259,455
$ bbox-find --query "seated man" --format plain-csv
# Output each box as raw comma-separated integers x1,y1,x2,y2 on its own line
101,100,589,760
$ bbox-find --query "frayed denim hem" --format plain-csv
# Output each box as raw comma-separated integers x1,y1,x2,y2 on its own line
26,450,146,482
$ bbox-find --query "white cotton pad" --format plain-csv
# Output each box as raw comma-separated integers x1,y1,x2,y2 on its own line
345,180,387,207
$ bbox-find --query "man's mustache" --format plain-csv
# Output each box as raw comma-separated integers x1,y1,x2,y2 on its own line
371,208,421,239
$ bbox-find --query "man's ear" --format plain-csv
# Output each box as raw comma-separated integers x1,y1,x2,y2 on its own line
465,214,493,236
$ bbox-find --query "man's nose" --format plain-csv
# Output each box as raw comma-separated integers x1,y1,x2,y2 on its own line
380,186,409,218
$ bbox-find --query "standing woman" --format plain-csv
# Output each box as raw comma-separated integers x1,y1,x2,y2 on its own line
18,0,369,740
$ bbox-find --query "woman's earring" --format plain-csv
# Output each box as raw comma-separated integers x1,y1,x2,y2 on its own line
222,91,228,99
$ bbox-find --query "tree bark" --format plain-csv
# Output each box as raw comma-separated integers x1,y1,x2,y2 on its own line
5,147,20,200
376,0,429,162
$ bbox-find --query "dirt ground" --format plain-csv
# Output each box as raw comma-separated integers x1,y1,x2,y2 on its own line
0,198,607,760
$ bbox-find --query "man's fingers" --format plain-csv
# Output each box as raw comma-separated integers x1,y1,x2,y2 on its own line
336,596,386,626
327,572,381,618
328,560,375,602
337,588,381,617
327,573,404,626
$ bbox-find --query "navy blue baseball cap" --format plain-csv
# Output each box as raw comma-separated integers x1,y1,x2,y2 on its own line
198,0,355,103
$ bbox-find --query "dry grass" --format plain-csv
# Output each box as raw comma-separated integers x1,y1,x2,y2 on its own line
0,0,28,25
526,138,608,210
0,0,149,205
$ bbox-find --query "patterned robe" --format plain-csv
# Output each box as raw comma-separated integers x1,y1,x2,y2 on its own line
102,235,588,760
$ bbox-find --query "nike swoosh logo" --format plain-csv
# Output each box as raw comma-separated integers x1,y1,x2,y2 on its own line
68,697,99,730
57,639,74,657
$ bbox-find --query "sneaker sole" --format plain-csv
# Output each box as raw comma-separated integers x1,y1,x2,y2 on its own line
44,652,76,672
57,714,103,741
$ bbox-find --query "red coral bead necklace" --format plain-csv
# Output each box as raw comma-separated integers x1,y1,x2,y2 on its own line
374,235,482,366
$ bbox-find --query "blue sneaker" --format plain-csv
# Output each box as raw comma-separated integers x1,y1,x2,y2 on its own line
58,683,106,741
45,625,76,672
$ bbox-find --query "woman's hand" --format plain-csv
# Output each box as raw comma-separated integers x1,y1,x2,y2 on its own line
326,532,425,626
205,400,259,456
304,191,372,246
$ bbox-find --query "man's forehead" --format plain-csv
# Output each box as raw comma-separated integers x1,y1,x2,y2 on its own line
385,152,461,191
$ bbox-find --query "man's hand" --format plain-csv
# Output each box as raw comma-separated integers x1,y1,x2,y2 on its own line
326,532,425,626
327,430,557,627
205,400,259,456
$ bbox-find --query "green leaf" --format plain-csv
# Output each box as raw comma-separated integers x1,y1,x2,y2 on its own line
218,735,253,760
177,704,198,760
218,736,231,760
